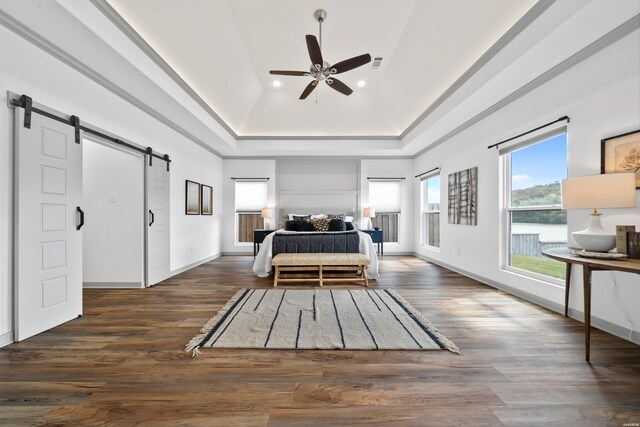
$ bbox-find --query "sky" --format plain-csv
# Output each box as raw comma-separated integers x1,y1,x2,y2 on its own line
511,133,567,190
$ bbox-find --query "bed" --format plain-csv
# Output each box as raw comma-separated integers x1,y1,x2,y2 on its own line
252,229,379,279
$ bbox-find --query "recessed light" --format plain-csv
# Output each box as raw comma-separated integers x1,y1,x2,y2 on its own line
357,80,366,87
272,80,281,87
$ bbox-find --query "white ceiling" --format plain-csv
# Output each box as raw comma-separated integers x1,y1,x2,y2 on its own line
107,0,537,138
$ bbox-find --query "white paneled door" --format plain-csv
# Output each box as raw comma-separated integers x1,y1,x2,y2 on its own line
14,108,83,341
146,157,170,286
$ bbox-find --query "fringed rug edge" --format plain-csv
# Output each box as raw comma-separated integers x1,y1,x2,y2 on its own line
185,288,248,357
386,289,460,354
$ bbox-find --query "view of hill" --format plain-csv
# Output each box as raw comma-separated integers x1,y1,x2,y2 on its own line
512,182,566,224
512,181,561,206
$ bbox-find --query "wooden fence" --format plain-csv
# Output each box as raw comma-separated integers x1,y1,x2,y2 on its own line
512,233,566,257
237,212,263,243
371,213,399,243
424,212,440,247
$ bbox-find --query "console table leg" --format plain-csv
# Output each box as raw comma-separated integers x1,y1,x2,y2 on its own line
583,264,591,362
564,263,571,317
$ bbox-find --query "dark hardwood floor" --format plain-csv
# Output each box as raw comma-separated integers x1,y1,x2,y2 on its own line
1,256,639,426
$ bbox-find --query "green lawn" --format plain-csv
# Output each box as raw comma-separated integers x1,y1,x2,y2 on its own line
511,254,566,280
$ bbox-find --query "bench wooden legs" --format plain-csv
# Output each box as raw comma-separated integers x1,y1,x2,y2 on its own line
273,265,368,287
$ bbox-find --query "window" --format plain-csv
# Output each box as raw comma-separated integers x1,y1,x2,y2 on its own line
369,180,402,243
235,180,268,243
421,173,440,248
502,132,567,280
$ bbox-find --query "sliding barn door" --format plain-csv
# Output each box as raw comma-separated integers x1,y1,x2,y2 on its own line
146,157,170,286
14,108,83,341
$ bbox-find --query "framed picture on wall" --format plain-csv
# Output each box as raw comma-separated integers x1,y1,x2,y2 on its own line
201,184,213,215
447,167,478,225
185,180,201,215
601,129,640,188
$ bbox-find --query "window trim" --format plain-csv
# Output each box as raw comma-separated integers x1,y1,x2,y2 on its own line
234,180,268,245
369,179,403,244
421,172,441,249
500,130,568,284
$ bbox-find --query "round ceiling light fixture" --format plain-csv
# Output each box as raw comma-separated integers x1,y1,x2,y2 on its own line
272,80,282,87
357,80,366,87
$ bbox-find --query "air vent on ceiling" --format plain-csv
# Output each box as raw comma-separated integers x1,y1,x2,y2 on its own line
371,57,383,70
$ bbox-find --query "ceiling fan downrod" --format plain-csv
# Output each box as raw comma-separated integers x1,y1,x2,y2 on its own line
314,9,326,51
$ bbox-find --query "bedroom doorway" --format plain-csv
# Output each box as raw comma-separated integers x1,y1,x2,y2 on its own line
82,139,144,289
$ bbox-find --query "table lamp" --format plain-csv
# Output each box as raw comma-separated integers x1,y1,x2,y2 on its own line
261,207,273,230
363,207,375,230
561,172,636,252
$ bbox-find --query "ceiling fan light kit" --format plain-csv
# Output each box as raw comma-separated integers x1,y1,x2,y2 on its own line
269,9,372,100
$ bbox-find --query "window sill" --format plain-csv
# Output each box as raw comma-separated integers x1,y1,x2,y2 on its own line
421,245,440,252
502,265,565,288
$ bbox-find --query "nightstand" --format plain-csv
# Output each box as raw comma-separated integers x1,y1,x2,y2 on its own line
360,229,383,255
253,229,274,256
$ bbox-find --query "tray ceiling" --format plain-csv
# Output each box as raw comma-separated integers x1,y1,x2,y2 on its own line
107,0,536,138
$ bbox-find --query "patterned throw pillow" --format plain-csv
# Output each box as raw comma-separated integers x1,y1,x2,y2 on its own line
313,218,330,231
292,215,311,221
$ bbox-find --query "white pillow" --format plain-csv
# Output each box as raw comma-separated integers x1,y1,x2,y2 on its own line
288,213,307,220
310,214,327,220
344,216,354,223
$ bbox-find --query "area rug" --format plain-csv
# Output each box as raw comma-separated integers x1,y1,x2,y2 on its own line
186,289,458,356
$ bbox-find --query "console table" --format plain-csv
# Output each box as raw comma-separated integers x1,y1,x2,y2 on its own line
542,247,640,362
360,229,383,255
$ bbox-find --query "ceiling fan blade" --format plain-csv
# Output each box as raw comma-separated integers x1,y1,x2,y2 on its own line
299,80,318,99
326,77,353,96
305,35,323,70
330,54,372,74
269,70,310,76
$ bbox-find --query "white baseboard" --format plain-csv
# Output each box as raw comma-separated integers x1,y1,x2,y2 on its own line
0,331,13,348
413,252,640,345
83,281,143,289
169,253,220,277
379,252,414,256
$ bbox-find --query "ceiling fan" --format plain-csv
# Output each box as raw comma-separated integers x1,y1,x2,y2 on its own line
269,9,372,100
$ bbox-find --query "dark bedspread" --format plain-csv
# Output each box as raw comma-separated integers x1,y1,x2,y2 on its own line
272,231,360,256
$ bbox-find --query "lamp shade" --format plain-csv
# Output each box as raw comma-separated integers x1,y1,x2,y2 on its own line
561,173,636,210
261,208,273,218
363,207,376,218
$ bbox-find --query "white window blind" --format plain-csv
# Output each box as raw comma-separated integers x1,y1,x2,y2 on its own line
235,181,267,212
369,181,402,213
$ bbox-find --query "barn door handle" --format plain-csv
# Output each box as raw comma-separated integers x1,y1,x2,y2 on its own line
149,209,155,227
76,207,85,231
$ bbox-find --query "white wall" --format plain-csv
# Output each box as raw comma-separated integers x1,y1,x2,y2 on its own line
222,159,276,254
0,24,223,344
414,31,640,342
82,140,144,286
278,159,360,224
360,159,415,253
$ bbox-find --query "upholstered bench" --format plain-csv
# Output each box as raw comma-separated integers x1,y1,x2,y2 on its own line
271,253,370,287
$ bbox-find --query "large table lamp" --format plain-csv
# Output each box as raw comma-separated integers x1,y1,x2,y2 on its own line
261,207,273,230
561,173,636,252
363,207,375,230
